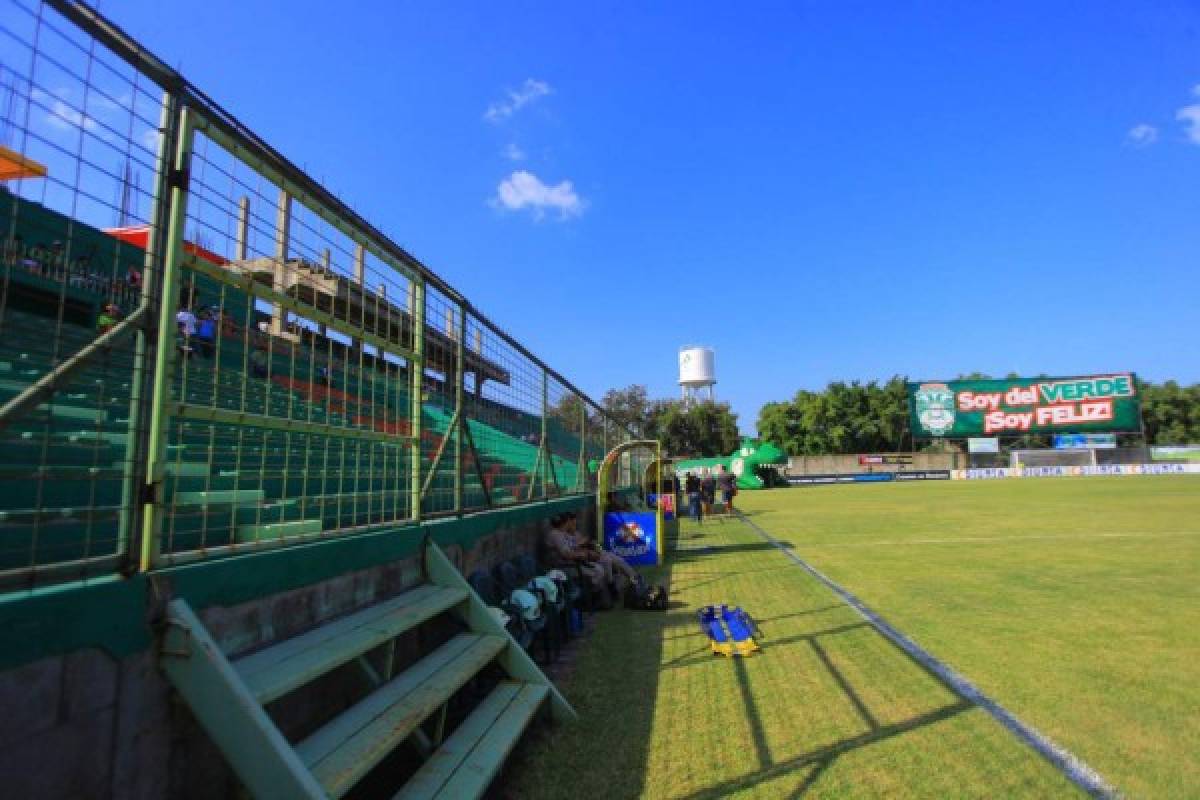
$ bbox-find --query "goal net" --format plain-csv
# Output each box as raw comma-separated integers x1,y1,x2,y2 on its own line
1009,449,1095,468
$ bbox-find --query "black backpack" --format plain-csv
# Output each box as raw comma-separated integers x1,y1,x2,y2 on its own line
625,581,668,611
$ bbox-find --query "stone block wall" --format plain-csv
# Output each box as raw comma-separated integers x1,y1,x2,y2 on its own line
0,510,582,799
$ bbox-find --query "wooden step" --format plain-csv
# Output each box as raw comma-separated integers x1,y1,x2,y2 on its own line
297,632,507,799
394,681,548,800
234,584,469,704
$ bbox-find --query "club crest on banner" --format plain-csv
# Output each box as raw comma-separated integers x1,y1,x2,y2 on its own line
915,382,956,435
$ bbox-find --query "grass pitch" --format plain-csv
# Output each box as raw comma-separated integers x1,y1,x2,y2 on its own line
503,476,1198,798
735,476,1200,798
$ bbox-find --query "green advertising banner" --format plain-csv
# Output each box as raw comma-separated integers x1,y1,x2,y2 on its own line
908,374,1141,438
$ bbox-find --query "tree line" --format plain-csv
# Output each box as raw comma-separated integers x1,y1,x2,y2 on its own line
588,378,1199,459
755,376,1200,455
597,385,741,457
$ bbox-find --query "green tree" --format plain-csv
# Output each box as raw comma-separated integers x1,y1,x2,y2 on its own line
1140,380,1200,444
547,392,586,435
646,400,740,457
601,384,652,438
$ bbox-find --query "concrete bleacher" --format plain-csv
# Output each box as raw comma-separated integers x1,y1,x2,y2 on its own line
0,297,581,574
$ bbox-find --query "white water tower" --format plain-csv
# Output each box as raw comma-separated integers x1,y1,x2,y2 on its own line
679,346,716,406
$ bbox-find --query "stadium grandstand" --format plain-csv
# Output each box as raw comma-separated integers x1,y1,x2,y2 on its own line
0,2,644,798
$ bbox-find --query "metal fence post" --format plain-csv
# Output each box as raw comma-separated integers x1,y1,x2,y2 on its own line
139,104,195,572
454,303,465,513
116,89,178,571
409,279,425,521
541,369,549,499
577,398,587,492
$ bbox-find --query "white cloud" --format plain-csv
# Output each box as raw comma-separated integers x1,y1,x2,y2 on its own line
1126,123,1158,147
1178,85,1200,145
484,79,551,123
503,143,526,161
140,127,160,151
33,88,98,133
492,170,583,220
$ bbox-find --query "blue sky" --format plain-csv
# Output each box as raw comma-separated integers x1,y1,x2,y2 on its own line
107,1,1200,431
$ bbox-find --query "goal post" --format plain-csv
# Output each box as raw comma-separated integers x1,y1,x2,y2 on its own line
1009,449,1096,469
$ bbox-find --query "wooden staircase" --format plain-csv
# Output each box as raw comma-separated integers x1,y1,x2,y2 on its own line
160,538,574,799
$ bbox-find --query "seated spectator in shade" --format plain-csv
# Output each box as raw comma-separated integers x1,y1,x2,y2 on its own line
607,491,632,512
96,303,120,334
575,515,639,589
545,512,639,601
544,512,606,596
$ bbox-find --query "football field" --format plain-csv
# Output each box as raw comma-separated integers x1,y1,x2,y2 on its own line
736,476,1200,798
505,475,1199,799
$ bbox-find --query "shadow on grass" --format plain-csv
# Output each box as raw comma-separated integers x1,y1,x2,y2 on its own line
679,700,973,800
667,565,796,596
662,621,870,672
671,540,794,562
753,604,845,626
662,614,971,797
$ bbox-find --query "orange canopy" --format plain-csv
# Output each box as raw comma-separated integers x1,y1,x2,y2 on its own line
0,145,48,181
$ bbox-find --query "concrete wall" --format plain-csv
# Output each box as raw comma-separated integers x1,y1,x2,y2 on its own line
786,452,963,475
0,510,586,800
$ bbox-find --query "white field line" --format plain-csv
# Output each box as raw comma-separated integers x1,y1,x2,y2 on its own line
735,511,1120,799
797,529,1200,549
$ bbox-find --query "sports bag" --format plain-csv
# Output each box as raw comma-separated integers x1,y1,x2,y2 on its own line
624,581,669,611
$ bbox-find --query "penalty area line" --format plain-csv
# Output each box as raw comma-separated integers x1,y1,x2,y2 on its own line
734,510,1119,799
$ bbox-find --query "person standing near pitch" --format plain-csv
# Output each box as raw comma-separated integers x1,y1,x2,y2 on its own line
718,465,737,516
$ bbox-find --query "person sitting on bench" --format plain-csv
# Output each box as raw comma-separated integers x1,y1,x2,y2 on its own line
546,512,639,597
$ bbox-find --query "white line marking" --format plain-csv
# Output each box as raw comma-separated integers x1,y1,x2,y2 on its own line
796,529,1200,549
735,511,1120,799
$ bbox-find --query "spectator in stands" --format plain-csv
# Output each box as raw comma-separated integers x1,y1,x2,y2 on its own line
195,308,217,358
125,267,141,291
26,242,48,274
2,234,21,268
96,303,120,334
685,471,702,523
176,305,197,337
216,307,238,337
700,469,716,518
175,305,198,359
249,343,269,379
718,465,737,516
49,240,64,274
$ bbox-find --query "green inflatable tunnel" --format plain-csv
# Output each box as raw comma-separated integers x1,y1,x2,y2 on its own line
674,438,789,489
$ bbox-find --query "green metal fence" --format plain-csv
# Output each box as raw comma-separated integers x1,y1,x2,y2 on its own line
0,0,630,593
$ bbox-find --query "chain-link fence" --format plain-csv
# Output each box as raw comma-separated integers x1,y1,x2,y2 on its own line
0,0,628,592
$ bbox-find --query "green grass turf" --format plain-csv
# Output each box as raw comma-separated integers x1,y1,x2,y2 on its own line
734,475,1200,798
502,508,1080,798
